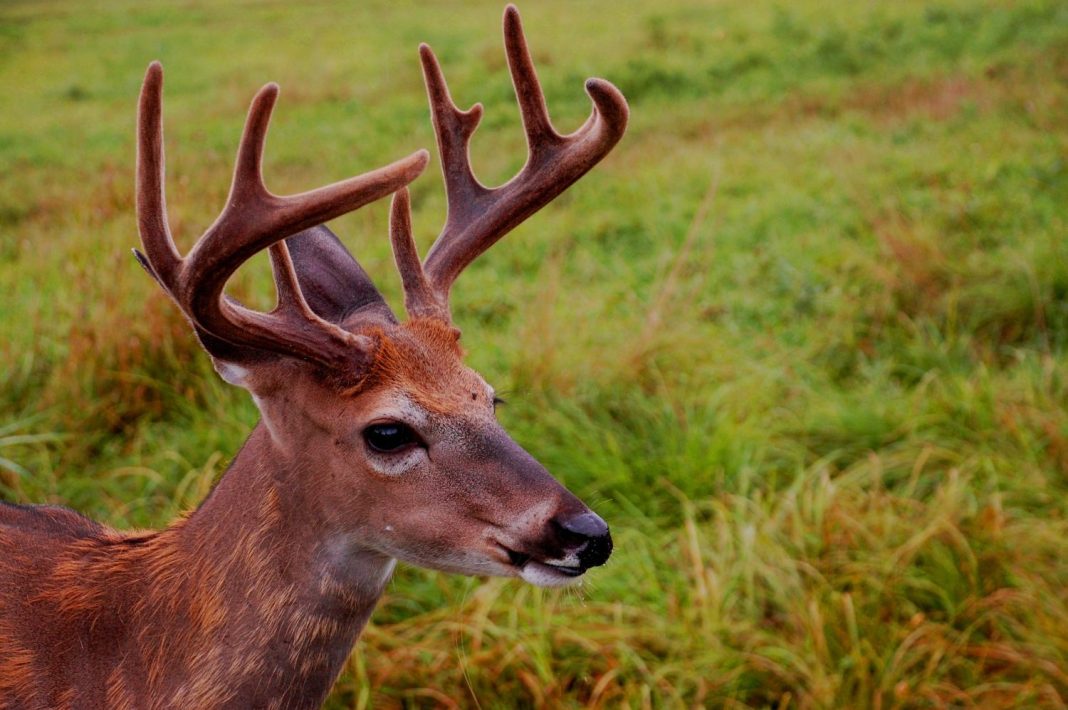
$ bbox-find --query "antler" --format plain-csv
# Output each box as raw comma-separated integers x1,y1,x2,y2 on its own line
391,4,628,321
135,62,429,370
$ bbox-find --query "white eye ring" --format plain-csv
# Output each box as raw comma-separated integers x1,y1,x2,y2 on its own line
365,444,426,478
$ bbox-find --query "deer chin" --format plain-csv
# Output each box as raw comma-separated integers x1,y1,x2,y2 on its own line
518,559,586,588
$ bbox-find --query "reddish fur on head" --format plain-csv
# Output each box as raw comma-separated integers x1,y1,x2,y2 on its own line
356,319,470,409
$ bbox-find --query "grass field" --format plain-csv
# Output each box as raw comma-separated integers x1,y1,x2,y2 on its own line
2,0,1068,706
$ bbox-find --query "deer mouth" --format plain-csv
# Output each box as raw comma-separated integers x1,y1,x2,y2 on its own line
500,545,586,586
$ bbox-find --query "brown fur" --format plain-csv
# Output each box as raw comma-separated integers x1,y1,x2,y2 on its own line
0,321,596,709
0,447,387,709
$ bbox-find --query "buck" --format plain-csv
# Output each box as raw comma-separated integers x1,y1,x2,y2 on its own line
0,6,627,709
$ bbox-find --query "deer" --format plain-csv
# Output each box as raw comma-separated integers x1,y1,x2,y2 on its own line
0,6,627,709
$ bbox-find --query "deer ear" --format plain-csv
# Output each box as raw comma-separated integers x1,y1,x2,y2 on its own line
285,225,397,326
135,249,273,372
194,326,271,385
201,325,378,391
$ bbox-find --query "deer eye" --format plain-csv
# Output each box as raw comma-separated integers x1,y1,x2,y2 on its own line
363,423,420,453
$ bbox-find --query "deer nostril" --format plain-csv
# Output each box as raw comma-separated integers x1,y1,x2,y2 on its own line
578,530,612,568
552,511,612,568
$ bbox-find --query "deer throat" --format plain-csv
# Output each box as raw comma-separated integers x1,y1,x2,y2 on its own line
147,424,395,708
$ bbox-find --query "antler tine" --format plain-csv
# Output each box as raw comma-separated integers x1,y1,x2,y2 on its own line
389,188,447,321
501,5,555,158
416,4,628,314
418,44,488,228
267,241,314,318
135,61,181,288
134,62,430,370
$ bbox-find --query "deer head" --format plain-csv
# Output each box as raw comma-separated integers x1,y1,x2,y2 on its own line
134,5,627,588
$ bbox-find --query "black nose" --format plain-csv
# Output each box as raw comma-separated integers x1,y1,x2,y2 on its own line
553,512,612,568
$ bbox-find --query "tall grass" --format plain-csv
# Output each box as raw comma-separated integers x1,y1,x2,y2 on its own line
2,0,1067,706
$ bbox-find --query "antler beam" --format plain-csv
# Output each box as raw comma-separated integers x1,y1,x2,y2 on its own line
135,62,429,369
394,4,628,321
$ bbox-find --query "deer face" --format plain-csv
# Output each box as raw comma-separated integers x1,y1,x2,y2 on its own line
134,7,625,590
247,318,610,588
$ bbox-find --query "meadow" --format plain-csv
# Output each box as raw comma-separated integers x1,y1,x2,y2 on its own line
2,0,1067,706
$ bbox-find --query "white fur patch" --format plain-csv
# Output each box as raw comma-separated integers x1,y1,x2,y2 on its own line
520,560,584,588
377,558,398,587
214,361,250,387
538,551,582,567
367,445,426,477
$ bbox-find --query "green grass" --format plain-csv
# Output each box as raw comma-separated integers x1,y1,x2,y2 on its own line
2,0,1068,706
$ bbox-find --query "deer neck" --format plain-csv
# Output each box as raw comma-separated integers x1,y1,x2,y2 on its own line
151,421,393,708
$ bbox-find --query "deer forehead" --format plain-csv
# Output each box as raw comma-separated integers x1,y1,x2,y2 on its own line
362,319,493,415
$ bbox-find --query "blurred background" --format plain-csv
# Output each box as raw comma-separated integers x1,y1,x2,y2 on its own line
2,0,1067,706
